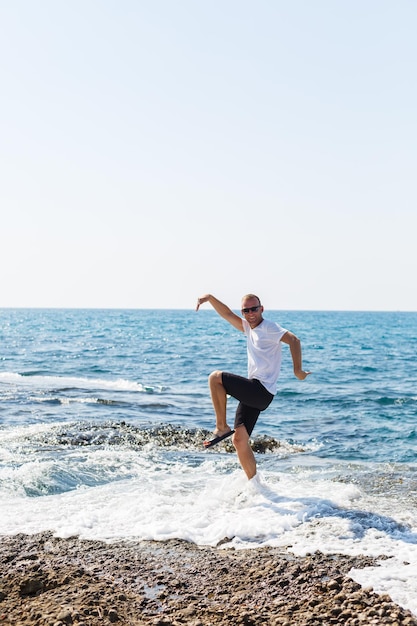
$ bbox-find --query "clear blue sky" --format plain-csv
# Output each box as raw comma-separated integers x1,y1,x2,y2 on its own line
2,1,416,311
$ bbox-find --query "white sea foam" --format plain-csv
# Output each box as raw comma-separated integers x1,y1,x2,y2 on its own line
0,371,160,393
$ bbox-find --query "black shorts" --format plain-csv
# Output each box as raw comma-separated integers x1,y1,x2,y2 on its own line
221,372,274,436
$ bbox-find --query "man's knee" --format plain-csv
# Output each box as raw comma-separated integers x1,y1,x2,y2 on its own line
208,370,223,385
232,425,250,450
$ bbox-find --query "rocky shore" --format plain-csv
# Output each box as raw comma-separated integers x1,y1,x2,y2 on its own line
0,532,416,626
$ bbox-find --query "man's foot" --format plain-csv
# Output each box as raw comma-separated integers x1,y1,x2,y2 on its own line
203,429,235,448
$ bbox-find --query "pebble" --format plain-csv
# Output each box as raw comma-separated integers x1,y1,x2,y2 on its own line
108,608,119,622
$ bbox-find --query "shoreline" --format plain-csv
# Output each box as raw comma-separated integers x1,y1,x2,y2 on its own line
1,533,417,625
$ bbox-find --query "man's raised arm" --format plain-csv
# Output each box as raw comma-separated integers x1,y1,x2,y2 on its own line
196,294,243,331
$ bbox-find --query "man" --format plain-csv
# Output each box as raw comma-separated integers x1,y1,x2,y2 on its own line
196,293,311,480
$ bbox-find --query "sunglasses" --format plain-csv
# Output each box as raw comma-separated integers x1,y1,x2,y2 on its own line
241,305,262,314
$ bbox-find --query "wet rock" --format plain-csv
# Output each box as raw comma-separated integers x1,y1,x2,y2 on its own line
0,532,416,625
20,576,44,596
108,608,119,622
56,607,73,623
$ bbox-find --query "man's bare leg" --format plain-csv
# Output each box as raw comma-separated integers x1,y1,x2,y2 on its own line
208,370,232,435
233,426,256,479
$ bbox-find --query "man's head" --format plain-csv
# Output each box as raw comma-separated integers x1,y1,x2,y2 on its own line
241,294,264,328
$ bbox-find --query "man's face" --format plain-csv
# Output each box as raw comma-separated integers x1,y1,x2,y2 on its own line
241,297,264,328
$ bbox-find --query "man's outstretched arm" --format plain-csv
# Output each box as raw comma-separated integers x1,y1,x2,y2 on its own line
196,294,243,332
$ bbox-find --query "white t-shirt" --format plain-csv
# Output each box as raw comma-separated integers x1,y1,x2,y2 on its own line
242,318,288,395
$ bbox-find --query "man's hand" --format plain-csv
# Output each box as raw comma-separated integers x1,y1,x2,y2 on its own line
294,370,312,380
196,294,211,311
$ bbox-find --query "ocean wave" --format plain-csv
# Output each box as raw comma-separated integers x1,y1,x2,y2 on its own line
0,371,165,394
376,396,417,406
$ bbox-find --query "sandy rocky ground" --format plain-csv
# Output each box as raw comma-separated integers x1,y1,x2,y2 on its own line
0,532,417,626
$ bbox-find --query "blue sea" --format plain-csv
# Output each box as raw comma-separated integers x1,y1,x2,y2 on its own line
1,308,417,614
